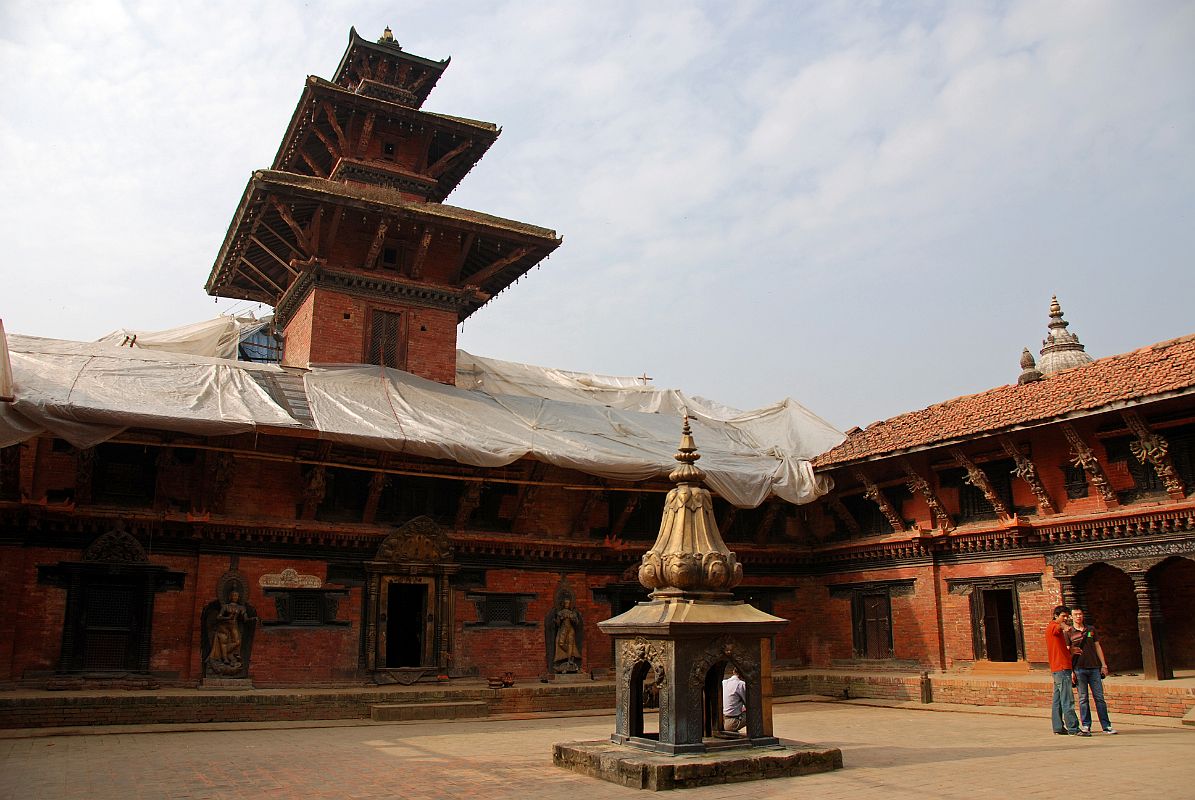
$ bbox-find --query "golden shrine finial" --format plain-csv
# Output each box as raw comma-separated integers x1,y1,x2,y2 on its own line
669,415,706,484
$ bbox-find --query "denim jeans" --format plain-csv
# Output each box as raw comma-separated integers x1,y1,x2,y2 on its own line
1074,668,1112,731
1051,669,1080,733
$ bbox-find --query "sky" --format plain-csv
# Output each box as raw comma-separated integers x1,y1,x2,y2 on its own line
1,0,1193,431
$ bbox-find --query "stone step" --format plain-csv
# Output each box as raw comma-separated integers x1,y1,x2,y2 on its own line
1182,706,1195,727
369,701,489,722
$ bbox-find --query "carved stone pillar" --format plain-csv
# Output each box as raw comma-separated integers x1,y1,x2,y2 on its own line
1130,572,1171,680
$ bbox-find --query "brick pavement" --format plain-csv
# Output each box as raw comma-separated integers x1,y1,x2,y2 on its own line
1,702,1191,800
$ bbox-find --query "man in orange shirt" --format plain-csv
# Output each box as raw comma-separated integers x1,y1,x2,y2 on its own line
1046,605,1087,736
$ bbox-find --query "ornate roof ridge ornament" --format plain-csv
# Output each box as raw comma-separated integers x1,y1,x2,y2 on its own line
638,417,743,599
1018,347,1043,384
1039,295,1093,374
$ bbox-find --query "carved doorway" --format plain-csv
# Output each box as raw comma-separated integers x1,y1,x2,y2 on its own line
363,517,458,681
383,578,431,668
980,589,1018,662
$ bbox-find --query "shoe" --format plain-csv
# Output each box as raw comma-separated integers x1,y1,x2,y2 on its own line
1104,728,1118,735
1053,731,1068,735
1071,730,1091,737
1080,726,1091,733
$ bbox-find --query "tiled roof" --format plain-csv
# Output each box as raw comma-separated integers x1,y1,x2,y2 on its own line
813,334,1195,469
254,170,560,240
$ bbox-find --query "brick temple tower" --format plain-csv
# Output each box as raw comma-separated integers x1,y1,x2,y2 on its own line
205,27,561,383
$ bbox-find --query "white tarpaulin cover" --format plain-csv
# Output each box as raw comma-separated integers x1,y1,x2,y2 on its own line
95,315,268,360
0,321,844,507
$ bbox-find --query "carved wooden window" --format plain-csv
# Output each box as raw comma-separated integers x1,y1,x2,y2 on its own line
465,592,536,627
366,309,405,370
262,588,349,627
380,242,407,272
92,443,157,507
1160,423,1195,491
829,580,914,660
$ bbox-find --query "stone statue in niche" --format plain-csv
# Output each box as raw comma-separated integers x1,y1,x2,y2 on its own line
201,573,257,678
545,585,583,674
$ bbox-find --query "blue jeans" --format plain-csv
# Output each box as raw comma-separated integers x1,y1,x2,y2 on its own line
1051,670,1080,733
1074,668,1112,731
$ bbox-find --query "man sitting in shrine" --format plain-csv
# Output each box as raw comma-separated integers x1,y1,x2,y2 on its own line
722,664,747,733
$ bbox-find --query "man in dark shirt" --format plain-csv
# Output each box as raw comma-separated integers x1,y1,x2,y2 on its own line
1069,608,1117,734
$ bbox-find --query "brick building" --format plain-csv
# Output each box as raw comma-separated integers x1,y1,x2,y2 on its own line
1,29,1192,692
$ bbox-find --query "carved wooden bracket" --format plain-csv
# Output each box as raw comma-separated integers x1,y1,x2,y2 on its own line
900,459,953,530
826,495,861,536
1121,410,1186,499
1000,437,1055,515
951,448,1010,521
1061,423,1117,506
852,468,905,533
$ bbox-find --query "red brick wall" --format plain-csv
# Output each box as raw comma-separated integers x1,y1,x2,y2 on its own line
281,286,458,383
454,569,616,680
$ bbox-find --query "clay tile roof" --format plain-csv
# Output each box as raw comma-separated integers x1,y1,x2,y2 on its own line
813,333,1195,469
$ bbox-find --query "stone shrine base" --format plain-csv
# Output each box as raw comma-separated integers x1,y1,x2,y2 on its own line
553,738,843,791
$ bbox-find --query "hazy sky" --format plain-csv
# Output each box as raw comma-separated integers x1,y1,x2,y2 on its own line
2,1,1192,431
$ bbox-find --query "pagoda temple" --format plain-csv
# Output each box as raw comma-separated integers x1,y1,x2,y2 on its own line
205,26,561,381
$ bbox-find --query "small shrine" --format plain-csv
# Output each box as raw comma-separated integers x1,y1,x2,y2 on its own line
554,420,843,789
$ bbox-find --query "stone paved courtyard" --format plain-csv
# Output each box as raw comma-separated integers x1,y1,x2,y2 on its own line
1,702,1191,799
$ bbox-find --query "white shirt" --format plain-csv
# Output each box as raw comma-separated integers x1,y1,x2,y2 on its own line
722,674,746,717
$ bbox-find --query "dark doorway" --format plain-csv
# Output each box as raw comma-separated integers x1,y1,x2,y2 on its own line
981,589,1018,662
862,594,892,659
1153,557,1195,671
78,579,140,671
386,583,427,668
1077,563,1142,672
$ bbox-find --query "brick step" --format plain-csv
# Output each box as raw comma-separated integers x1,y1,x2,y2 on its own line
369,701,489,722
1183,706,1195,727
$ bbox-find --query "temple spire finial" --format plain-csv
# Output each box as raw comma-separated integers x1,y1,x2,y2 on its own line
1038,294,1093,374
1018,347,1043,384
669,415,706,484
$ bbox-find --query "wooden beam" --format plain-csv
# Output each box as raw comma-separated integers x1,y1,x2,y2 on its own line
451,232,475,282
320,101,349,153
257,220,304,267
270,197,314,255
363,219,389,269
299,150,327,178
465,246,531,287
312,126,340,159
306,205,324,255
356,111,376,158
237,256,285,295
426,140,472,178
410,227,434,279
323,207,343,253
251,235,299,278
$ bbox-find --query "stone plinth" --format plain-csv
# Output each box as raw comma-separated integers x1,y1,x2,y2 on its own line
554,739,842,791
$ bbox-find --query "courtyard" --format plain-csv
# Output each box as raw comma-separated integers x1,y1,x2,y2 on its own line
1,700,1190,800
